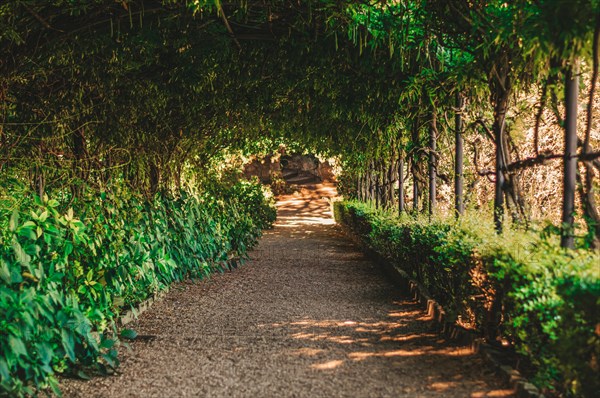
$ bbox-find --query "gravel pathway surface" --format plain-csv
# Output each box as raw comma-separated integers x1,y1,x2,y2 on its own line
61,184,514,398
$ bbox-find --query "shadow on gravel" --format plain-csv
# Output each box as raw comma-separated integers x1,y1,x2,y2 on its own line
256,299,514,397
59,182,515,398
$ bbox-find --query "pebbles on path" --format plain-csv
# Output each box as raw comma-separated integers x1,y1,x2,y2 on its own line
60,184,514,398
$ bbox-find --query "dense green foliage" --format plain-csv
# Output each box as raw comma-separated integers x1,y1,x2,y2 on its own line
1,1,599,396
1,1,597,235
0,179,275,396
334,200,600,397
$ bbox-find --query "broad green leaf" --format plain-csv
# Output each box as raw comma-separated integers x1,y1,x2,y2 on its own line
77,370,91,380
12,240,30,266
0,358,10,381
0,259,11,284
18,227,37,241
9,210,19,232
100,338,115,349
64,241,73,257
38,211,48,222
36,342,53,365
120,328,138,340
48,376,63,397
61,329,75,361
10,267,23,284
8,336,27,357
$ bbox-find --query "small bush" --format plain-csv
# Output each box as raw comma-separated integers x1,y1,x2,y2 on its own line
334,200,600,397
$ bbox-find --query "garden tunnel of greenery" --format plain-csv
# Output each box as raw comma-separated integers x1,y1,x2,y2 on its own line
0,0,599,397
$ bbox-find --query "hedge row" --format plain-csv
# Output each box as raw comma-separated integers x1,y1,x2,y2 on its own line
334,200,599,397
0,179,276,396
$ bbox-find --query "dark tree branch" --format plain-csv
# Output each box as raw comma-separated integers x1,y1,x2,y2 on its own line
503,151,600,173
579,151,600,162
218,6,243,51
470,119,495,144
505,152,561,172
23,4,64,32
505,127,521,163
471,140,495,177
550,90,565,127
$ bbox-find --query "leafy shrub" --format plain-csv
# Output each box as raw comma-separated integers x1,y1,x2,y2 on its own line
334,200,600,397
0,180,275,396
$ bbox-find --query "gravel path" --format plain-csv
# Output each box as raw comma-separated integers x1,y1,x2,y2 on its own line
61,184,514,397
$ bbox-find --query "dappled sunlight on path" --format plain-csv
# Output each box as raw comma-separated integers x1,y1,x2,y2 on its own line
274,184,337,227
60,183,513,398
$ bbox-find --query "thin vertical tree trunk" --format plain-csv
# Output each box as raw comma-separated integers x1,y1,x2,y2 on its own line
365,170,369,202
411,117,420,212
381,159,388,207
429,110,437,216
413,180,419,212
367,163,372,202
383,160,388,207
375,162,380,209
359,173,363,201
388,159,395,209
561,63,579,249
383,159,392,208
380,161,386,207
398,151,405,215
492,89,510,232
455,93,465,216
490,52,513,233
369,161,375,202
149,160,160,197
580,17,600,248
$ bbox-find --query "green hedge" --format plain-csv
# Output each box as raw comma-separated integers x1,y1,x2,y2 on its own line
334,200,600,397
0,180,276,396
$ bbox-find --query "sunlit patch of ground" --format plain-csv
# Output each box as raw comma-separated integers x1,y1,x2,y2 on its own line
59,182,514,398
311,360,345,370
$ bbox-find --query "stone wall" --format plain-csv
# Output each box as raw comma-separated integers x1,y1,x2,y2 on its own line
243,153,335,183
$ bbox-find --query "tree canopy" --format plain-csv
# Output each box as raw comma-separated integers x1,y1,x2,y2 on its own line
1,0,599,237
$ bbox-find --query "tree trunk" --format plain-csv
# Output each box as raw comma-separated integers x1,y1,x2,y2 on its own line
375,160,381,209
429,110,437,216
149,160,161,197
455,93,465,216
488,53,527,231
388,159,398,208
411,117,421,212
581,20,600,249
398,151,405,215
369,161,375,203
579,165,600,248
381,158,394,208
561,63,579,249
493,118,507,232
491,58,511,233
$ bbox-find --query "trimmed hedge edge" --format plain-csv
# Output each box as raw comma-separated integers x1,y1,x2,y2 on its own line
337,222,544,398
333,200,599,397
